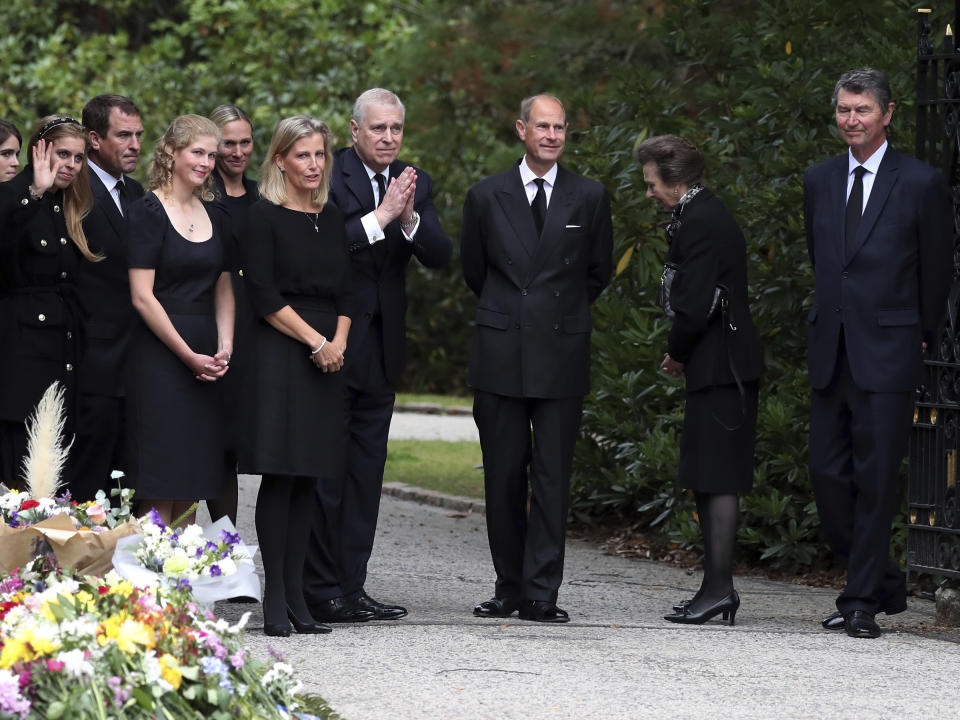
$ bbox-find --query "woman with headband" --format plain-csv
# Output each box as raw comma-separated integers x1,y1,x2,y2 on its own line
0,116,99,487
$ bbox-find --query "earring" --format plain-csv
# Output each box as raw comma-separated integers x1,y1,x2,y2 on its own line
673,187,678,195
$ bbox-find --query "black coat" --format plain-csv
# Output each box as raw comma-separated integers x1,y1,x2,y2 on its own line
663,188,763,392
461,163,613,398
0,167,85,422
75,166,144,397
328,146,452,386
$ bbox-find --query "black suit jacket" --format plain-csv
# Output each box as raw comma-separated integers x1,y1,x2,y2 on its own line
75,167,144,396
461,163,613,398
664,189,763,392
804,147,952,392
329,146,452,386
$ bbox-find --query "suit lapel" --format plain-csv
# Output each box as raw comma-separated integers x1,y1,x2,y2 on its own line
494,167,539,257
342,147,377,213
88,168,126,239
846,150,898,264
522,168,577,285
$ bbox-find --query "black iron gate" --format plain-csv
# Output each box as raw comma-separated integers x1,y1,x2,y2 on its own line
908,4,960,579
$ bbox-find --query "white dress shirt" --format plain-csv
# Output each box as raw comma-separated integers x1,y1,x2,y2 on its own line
519,157,557,208
359,162,420,245
846,140,887,213
88,158,126,216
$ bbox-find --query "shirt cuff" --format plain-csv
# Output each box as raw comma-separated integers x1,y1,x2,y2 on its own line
400,215,420,242
361,211,385,244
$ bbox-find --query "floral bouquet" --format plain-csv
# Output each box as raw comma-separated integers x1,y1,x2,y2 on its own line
112,512,259,607
0,556,304,718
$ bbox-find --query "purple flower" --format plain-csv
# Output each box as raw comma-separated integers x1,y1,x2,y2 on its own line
146,508,165,529
209,565,222,577
175,578,192,591
219,529,240,545
195,547,204,558
205,541,217,552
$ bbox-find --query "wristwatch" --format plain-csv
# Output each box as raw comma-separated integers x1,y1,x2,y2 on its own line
400,211,419,230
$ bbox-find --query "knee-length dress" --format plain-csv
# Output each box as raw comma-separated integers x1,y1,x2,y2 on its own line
125,192,228,500
238,200,352,479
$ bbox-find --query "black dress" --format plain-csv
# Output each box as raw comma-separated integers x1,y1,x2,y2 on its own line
238,200,351,478
125,192,228,500
663,188,763,494
0,168,85,485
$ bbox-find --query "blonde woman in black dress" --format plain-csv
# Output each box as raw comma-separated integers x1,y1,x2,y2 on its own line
127,115,234,527
240,116,351,636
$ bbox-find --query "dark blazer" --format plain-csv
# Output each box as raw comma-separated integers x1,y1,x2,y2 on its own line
75,167,144,397
461,163,613,398
329,146,452,386
804,148,953,392
0,167,85,421
664,188,763,392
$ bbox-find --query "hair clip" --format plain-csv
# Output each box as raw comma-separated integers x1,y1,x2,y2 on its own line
38,116,81,140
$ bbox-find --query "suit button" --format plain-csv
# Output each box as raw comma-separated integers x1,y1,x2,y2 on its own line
514,322,520,329
521,289,527,296
553,322,559,330
554,290,560,297
60,237,67,245
841,271,849,279
54,205,61,213
507,258,513,265
834,307,841,312
563,257,570,265
40,239,47,247
65,363,73,372
60,272,67,279
238,269,244,277
20,198,28,206
38,314,46,322
67,331,72,339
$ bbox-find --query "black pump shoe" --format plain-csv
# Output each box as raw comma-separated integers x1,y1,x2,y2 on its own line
263,621,291,637
287,606,332,634
664,590,740,626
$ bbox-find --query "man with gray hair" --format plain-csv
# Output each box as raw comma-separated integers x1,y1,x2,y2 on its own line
804,68,952,638
304,88,452,623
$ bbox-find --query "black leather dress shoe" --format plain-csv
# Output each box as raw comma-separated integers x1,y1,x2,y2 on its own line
473,597,520,618
822,611,845,630
308,597,375,623
518,600,569,623
354,592,408,620
844,610,881,638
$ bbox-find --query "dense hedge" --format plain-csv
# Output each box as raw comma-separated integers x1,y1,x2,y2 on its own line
0,0,942,568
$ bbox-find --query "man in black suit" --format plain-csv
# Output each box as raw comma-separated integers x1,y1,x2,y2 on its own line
305,88,453,622
67,95,144,501
462,94,613,622
805,68,953,638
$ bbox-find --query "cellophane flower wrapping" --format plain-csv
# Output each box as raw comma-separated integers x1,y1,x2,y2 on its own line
112,513,259,607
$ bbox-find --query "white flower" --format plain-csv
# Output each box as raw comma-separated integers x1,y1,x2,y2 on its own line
57,649,94,679
215,557,237,577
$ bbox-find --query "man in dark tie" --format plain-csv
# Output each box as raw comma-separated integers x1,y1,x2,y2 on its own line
305,88,453,622
461,94,613,622
68,94,145,501
804,68,953,638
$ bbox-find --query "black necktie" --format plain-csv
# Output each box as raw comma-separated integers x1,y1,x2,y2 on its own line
375,173,387,208
531,178,547,236
116,179,129,216
844,166,867,258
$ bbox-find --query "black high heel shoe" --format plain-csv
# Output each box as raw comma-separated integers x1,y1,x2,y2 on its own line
664,590,740,626
263,621,292,637
287,605,332,635
673,589,704,613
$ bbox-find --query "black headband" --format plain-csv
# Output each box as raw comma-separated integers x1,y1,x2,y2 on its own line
37,116,81,140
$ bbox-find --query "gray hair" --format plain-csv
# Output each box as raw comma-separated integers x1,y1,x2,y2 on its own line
831,68,893,111
519,94,565,124
633,134,704,186
352,88,405,126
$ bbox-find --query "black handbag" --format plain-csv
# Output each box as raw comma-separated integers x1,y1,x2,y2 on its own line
657,262,728,321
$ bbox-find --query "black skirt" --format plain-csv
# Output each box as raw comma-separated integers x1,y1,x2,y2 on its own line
237,300,346,479
677,381,759,494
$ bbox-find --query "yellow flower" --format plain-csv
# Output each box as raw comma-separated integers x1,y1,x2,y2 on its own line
162,555,190,577
159,653,182,690
0,637,33,667
73,590,95,612
100,614,156,653
107,581,135,597
20,626,57,656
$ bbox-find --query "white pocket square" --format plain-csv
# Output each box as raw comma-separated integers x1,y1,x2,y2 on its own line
565,224,581,228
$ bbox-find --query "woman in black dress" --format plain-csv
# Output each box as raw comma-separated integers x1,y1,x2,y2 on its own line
127,114,234,527
239,115,351,636
207,104,259,526
0,121,21,183
635,135,763,625
0,116,99,486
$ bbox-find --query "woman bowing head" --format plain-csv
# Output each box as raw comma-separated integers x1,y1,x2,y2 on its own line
126,115,235,527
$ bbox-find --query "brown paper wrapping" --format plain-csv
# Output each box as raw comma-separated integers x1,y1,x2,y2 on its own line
0,516,141,577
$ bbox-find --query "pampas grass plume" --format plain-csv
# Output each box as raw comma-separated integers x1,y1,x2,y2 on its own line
21,381,72,499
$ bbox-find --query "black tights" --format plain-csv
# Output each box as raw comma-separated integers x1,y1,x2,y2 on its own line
688,492,739,612
256,474,317,626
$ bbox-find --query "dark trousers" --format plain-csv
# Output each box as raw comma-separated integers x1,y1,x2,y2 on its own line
473,391,583,603
66,394,127,502
809,337,913,615
305,320,395,601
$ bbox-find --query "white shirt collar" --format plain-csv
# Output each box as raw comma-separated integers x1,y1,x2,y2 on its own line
848,140,887,176
88,158,124,191
519,157,558,187
361,162,389,182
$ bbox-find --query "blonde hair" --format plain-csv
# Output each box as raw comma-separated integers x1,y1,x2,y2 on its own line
26,116,99,262
209,104,252,130
148,114,222,201
258,115,332,207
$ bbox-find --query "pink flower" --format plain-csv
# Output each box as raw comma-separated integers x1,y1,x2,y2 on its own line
229,651,245,670
16,671,29,690
46,660,64,672
85,504,107,525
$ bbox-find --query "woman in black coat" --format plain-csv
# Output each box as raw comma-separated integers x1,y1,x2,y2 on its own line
635,135,763,625
0,116,99,486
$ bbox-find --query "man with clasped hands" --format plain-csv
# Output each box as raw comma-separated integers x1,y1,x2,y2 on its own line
804,68,953,639
462,94,613,623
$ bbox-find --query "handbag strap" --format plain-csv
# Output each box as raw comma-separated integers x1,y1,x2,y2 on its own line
712,294,747,432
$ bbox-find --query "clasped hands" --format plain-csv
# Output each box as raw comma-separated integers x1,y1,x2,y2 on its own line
188,349,231,382
660,353,685,378
311,338,346,373
373,166,417,229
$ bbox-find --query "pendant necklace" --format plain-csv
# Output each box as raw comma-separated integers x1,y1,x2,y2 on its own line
304,211,319,232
